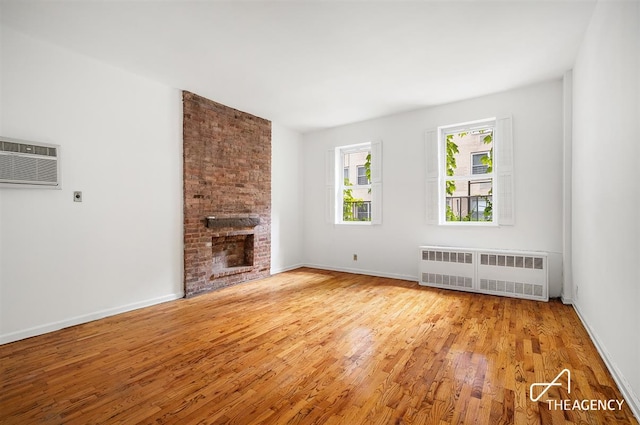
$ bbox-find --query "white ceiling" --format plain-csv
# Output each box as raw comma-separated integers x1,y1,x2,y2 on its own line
2,1,596,133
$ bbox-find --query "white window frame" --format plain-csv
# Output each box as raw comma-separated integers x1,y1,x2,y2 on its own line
326,141,382,226
425,117,514,226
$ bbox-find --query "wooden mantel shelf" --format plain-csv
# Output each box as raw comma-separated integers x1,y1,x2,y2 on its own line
206,216,260,229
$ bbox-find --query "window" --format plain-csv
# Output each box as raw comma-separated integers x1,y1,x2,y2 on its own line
356,202,371,221
357,166,368,185
341,144,371,222
425,117,514,225
326,141,382,225
445,126,494,222
471,152,490,175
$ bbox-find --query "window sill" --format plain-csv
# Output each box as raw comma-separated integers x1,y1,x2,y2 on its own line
439,221,499,227
336,221,373,226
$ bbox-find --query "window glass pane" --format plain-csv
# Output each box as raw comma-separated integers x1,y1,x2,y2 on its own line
446,179,493,222
445,129,493,178
343,150,370,185
343,186,371,221
356,202,371,221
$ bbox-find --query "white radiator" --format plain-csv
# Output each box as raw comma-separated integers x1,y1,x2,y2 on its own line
419,246,548,301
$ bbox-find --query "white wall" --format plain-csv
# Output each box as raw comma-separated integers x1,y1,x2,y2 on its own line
271,123,304,273
0,28,184,343
0,26,306,344
0,11,4,335
302,80,564,294
561,71,573,304
572,0,640,416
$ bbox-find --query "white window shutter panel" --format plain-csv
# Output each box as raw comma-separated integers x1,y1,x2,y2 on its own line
425,178,439,224
371,182,382,225
370,140,382,183
326,186,336,224
495,117,513,170
425,130,439,224
425,130,439,178
495,117,515,225
497,173,514,225
370,141,382,224
326,148,336,186
326,149,336,224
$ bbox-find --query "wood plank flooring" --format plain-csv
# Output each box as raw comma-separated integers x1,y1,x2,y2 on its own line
1,268,637,424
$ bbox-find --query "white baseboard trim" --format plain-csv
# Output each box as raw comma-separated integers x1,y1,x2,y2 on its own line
302,263,417,283
572,303,640,421
0,292,184,345
270,263,305,275
561,295,574,305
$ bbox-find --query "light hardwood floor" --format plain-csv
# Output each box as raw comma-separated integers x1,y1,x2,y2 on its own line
1,268,637,424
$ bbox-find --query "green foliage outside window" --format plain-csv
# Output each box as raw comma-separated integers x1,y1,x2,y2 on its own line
342,179,364,221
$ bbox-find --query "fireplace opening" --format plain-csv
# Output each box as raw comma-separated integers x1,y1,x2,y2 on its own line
211,234,254,279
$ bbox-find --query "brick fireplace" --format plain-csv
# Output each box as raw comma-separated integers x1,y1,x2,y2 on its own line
182,91,271,297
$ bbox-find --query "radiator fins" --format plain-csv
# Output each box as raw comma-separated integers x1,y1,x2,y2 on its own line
419,246,548,301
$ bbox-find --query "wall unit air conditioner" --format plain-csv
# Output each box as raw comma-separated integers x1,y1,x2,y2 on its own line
0,137,61,188
419,246,548,301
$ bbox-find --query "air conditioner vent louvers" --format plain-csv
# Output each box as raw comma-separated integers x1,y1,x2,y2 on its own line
2,143,57,158
0,137,60,187
2,142,20,152
37,159,58,182
0,156,11,179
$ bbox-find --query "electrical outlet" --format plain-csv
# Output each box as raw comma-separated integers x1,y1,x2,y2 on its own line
353,254,358,261
73,191,83,202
